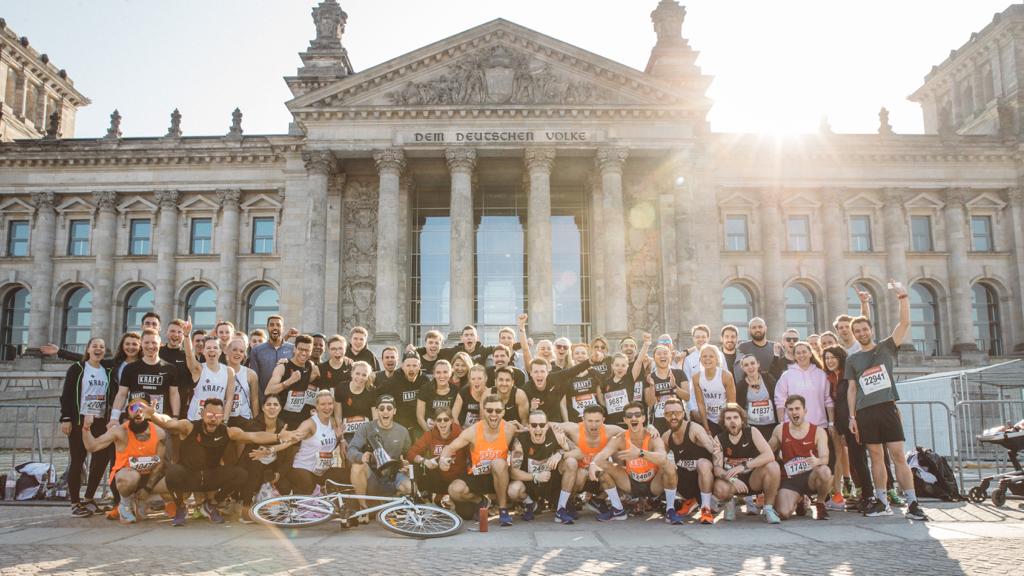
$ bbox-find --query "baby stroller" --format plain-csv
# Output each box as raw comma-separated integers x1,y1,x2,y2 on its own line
968,420,1024,507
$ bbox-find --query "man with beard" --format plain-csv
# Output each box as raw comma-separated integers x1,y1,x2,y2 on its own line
378,352,430,433
735,317,788,382
443,325,493,366
159,319,191,407
487,344,527,389
769,395,832,520
720,325,739,373
836,289,873,354
712,403,782,524
662,398,718,524
82,395,169,524
508,410,571,520
249,315,296,404
441,394,523,526
375,346,401,384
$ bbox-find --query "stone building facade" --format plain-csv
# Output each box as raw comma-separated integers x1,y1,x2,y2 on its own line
1,1,1023,363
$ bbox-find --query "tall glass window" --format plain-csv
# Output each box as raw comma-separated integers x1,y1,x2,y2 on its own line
246,285,280,332
67,220,90,256
6,220,29,257
970,215,993,252
785,284,817,338
910,215,933,252
972,283,1002,355
252,217,275,254
849,215,873,252
185,286,216,331
787,216,810,251
1,287,30,361
129,219,151,255
62,287,92,353
722,284,754,340
123,287,154,333
910,283,941,356
725,215,748,251
475,198,526,344
190,218,213,255
413,187,451,343
551,184,589,342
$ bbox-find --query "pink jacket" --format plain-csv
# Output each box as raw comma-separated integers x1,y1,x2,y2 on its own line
774,364,834,427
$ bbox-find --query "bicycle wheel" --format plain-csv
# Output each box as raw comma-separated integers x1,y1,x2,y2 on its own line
251,495,336,528
377,503,463,539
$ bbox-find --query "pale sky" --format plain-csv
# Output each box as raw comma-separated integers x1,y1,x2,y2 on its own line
3,0,1016,137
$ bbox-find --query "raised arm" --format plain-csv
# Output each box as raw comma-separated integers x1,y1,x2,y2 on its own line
144,404,192,438
264,364,291,396
517,313,533,366
890,280,911,347
81,415,123,453
857,288,872,319
182,319,202,383
632,333,652,380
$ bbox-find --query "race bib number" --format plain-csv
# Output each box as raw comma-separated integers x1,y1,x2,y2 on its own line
654,401,666,418
315,451,334,474
748,400,772,424
471,461,492,476
463,412,479,426
129,455,160,474
151,395,164,415
80,394,106,417
706,403,722,423
784,457,812,477
231,391,244,414
628,465,655,483
304,387,318,407
676,459,698,471
285,390,306,412
527,458,546,474
858,364,893,397
573,393,598,415
343,417,366,435
605,389,628,415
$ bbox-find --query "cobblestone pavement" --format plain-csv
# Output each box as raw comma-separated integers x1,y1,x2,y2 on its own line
1,501,1022,575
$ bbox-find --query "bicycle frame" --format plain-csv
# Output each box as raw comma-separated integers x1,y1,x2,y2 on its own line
322,481,416,519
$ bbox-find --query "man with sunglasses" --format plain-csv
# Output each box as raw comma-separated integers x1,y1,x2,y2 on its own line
441,394,523,526
508,410,572,520
551,405,626,524
347,395,413,508
590,401,683,523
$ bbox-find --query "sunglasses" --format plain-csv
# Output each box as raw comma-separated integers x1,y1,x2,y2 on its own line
555,345,569,350
378,405,395,411
785,337,799,342
435,417,451,423
484,407,504,414
624,412,643,419
528,422,546,428
128,402,146,415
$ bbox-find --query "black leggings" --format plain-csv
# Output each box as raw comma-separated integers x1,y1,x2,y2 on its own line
240,457,281,504
286,467,349,495
165,463,247,505
842,429,895,494
67,419,113,504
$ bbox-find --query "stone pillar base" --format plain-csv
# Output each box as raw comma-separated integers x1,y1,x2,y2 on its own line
951,342,981,353
370,333,403,347
13,354,43,370
955,346,987,366
530,332,556,343
1012,342,1024,355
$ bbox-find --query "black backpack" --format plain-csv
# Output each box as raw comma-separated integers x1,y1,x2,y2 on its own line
911,446,961,501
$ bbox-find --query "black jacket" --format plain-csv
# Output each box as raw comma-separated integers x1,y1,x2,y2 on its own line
59,361,117,424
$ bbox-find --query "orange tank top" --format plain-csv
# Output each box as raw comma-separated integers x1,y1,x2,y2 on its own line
469,421,508,475
111,422,160,478
578,422,607,467
624,431,657,481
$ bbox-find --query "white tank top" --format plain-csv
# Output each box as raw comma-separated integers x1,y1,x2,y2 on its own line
80,363,109,418
294,415,338,475
187,363,230,420
699,367,727,424
231,365,253,419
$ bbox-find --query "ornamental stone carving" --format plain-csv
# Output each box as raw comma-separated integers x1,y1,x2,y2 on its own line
166,108,182,138
303,151,336,176
311,0,347,50
155,190,180,209
883,188,904,207
625,184,663,334
30,191,56,210
946,187,969,207
92,190,117,212
388,44,616,106
105,109,122,140
596,147,629,174
373,148,406,173
1008,187,1024,204
216,188,241,208
445,147,477,174
340,180,378,332
524,148,556,173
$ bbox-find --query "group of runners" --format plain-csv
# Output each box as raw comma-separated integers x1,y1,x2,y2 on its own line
52,280,928,527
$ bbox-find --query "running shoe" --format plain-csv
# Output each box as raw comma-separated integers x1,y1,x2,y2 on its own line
723,498,736,521
585,496,609,515
565,498,581,520
864,498,893,517
699,507,714,525
118,497,137,524
201,500,225,524
164,501,177,518
795,497,809,517
664,508,685,525
764,506,781,524
554,507,576,524
171,506,187,527
676,498,698,516
106,507,119,521
887,489,906,507
814,502,830,521
70,503,92,518
905,501,929,521
595,507,627,522
744,495,761,516
825,494,846,511
498,508,513,526
81,499,109,514
522,501,536,522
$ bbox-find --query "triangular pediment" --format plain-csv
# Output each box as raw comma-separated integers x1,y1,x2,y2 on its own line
781,191,821,208
178,195,220,212
843,192,883,210
718,191,760,208
0,198,35,214
116,195,158,214
56,197,94,214
240,193,283,213
288,19,707,113
906,192,945,210
965,192,1006,210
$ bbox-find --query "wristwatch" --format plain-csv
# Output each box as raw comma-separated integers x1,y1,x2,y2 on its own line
639,449,645,459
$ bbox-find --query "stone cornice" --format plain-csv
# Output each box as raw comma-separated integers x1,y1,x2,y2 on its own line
0,23,90,106
292,106,702,123
710,134,1017,165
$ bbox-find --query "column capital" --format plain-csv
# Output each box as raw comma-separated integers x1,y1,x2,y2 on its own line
822,187,846,205
302,151,337,176
1008,187,1024,204
945,187,970,208
882,187,905,207
445,147,477,174
155,190,180,210
216,188,241,208
595,147,629,174
524,147,556,174
373,148,406,174
91,190,118,212
30,191,56,211
760,187,782,207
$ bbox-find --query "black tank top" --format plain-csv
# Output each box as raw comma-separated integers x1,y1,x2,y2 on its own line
181,422,229,470
516,429,560,473
668,421,711,471
499,390,518,422
717,426,758,469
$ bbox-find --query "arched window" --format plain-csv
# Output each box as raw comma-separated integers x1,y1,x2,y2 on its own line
246,285,279,332
185,286,216,332
972,283,1002,356
123,287,154,334
847,283,880,331
62,287,92,353
1,287,30,361
910,283,941,356
785,284,817,339
722,284,754,340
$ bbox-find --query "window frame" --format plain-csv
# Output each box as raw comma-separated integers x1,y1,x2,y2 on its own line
189,217,214,255
128,218,152,256
848,214,873,252
786,215,811,252
61,287,93,354
6,219,30,257
66,219,91,257
251,216,276,255
724,214,749,252
910,214,934,252
970,215,994,253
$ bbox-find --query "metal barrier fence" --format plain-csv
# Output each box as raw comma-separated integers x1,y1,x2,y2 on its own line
0,404,62,475
953,398,1024,490
898,400,955,456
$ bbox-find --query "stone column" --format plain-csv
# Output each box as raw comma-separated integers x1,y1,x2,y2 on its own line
687,165,722,334
154,190,179,324
882,188,909,332
373,148,406,343
1008,189,1024,352
216,189,241,322
91,191,118,343
526,148,556,340
446,147,477,337
27,192,56,348
760,188,785,333
302,151,334,332
822,188,848,323
943,188,980,353
597,147,629,339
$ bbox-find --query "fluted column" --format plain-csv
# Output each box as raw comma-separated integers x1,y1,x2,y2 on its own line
882,188,909,334
822,188,848,323
302,151,335,332
91,191,118,342
944,188,979,353
446,147,476,336
373,148,406,343
154,190,179,325
761,188,785,333
1009,189,1024,352
597,147,629,338
216,189,241,322
28,192,56,348
526,148,556,340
